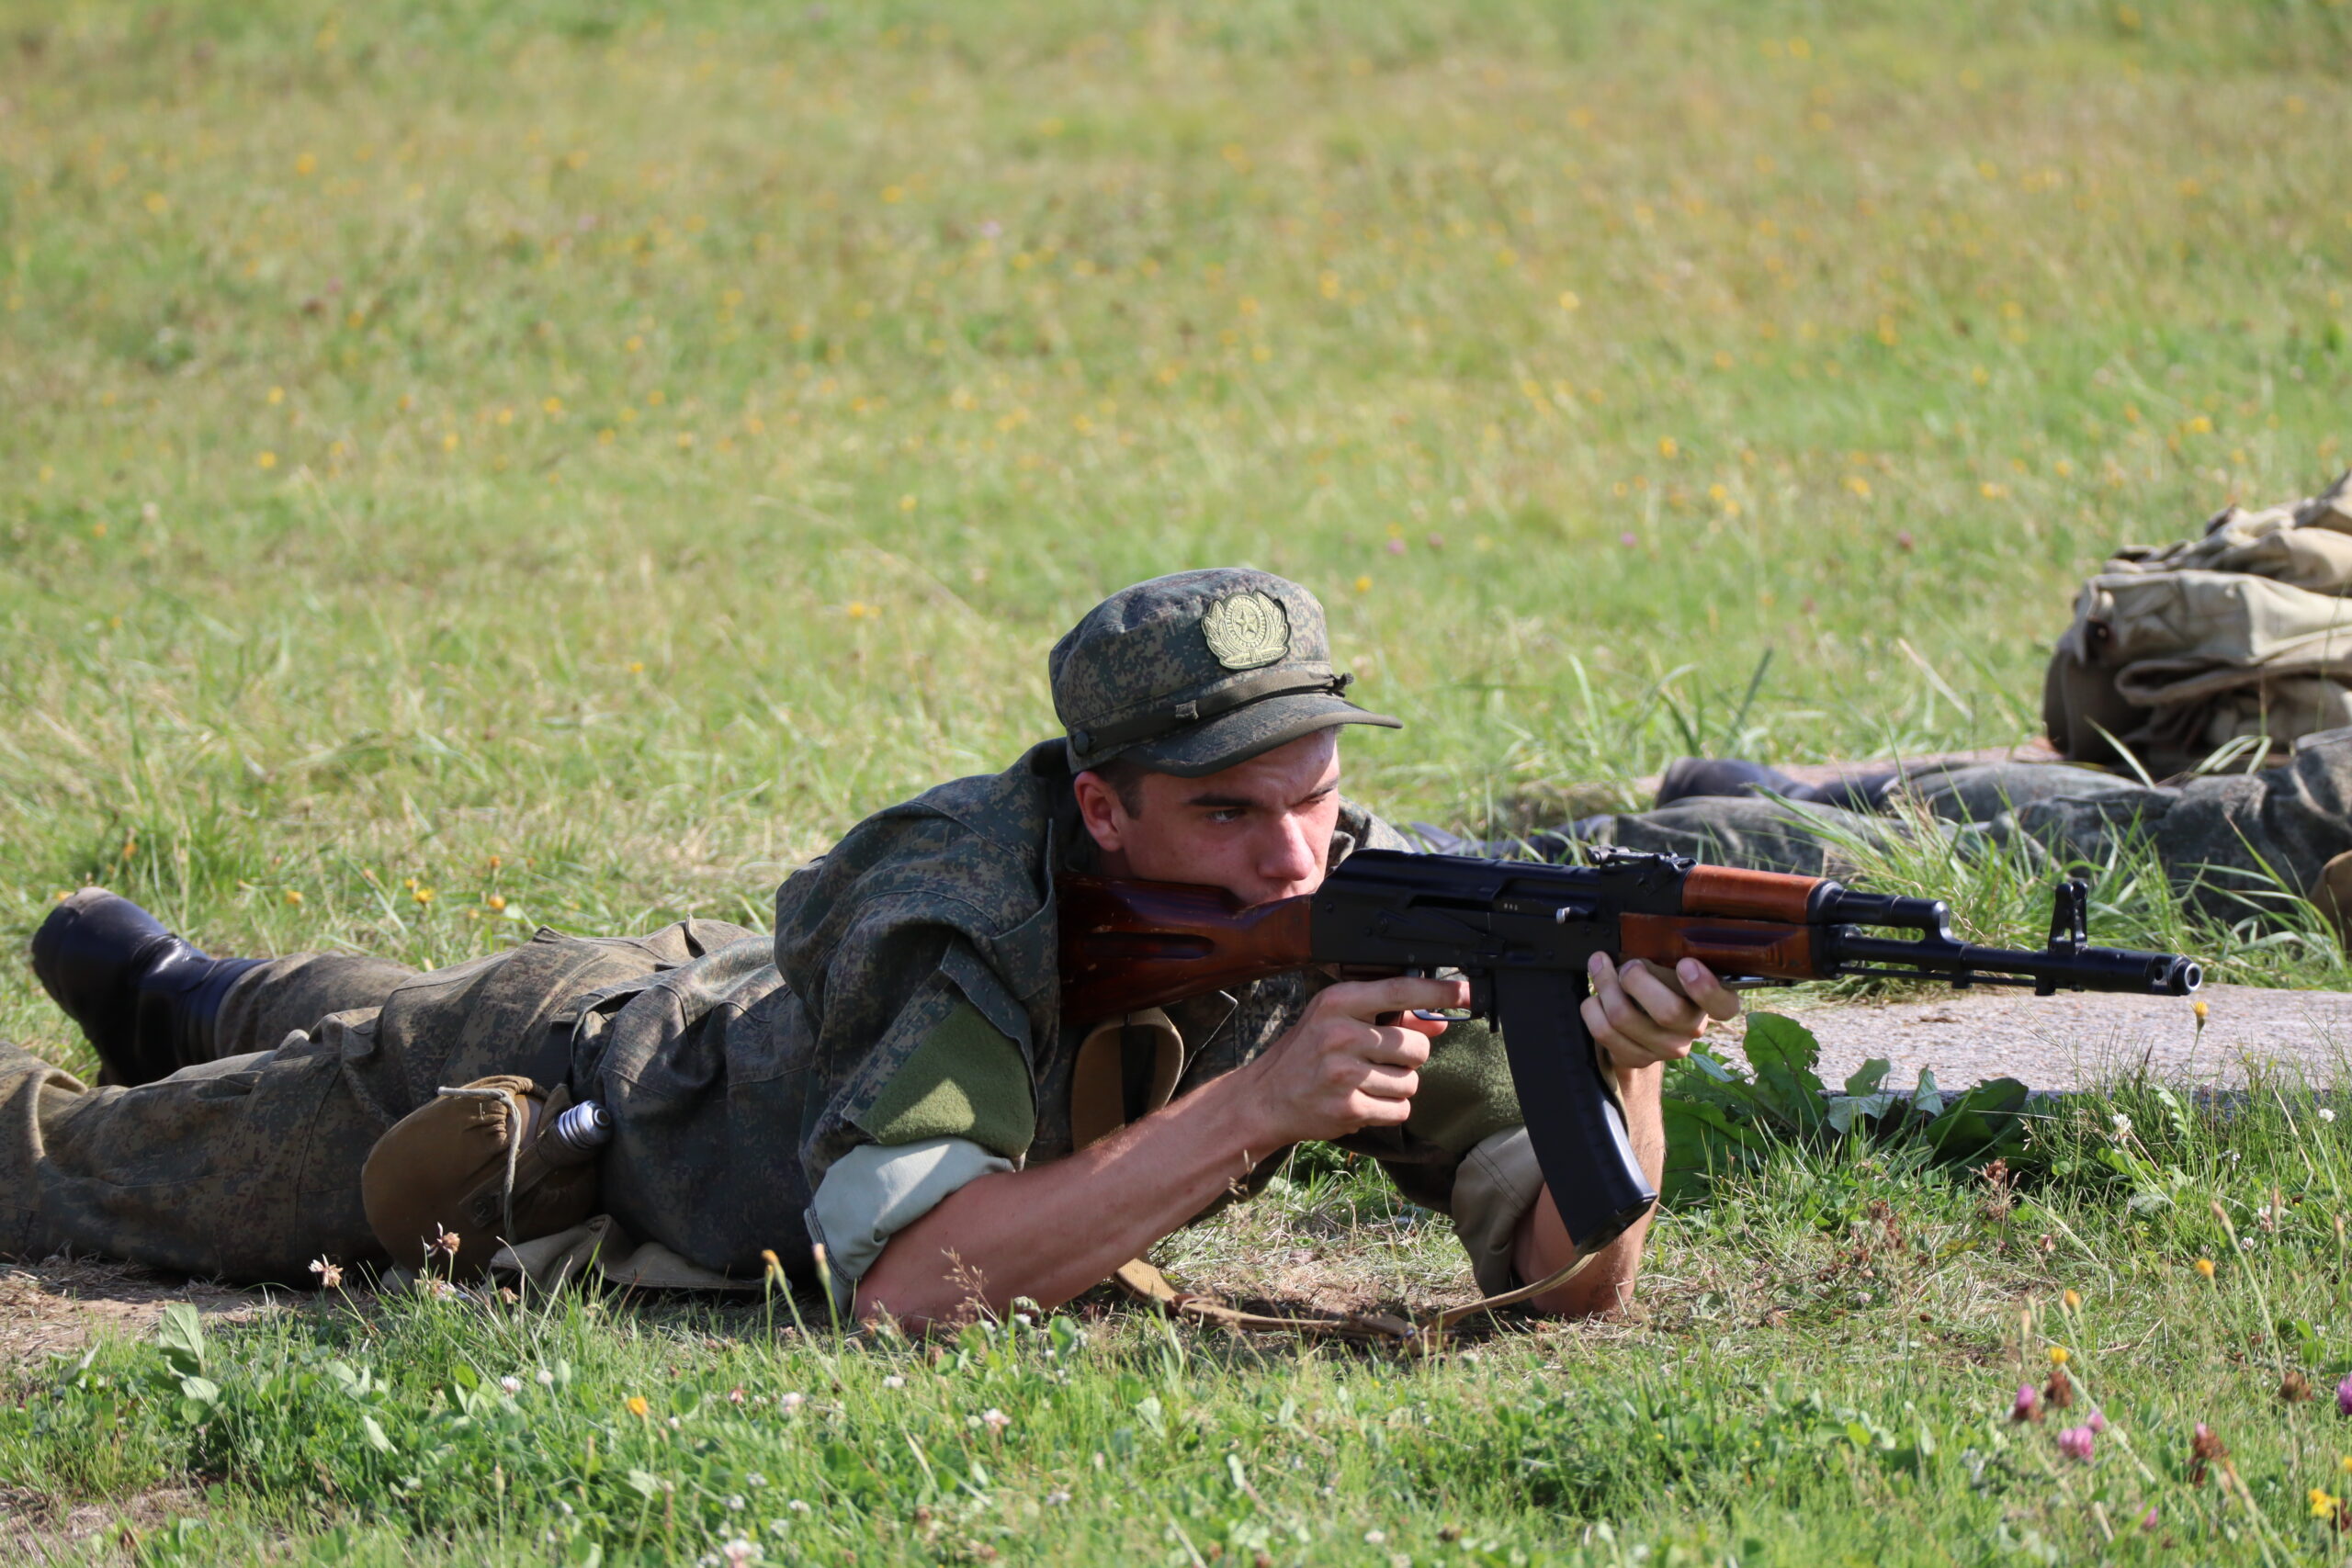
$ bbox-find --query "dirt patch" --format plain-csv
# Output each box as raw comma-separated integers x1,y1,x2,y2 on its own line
1,1483,205,1562
0,1258,286,1371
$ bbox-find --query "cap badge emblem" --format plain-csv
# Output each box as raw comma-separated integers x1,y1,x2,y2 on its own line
1200,592,1290,670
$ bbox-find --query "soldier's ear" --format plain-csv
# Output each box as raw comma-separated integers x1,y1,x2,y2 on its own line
1071,770,1130,854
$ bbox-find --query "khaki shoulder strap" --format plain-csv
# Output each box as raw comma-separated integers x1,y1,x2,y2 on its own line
1069,1014,1594,1347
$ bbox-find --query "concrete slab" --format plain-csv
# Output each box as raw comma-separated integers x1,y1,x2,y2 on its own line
1762,982,2352,1091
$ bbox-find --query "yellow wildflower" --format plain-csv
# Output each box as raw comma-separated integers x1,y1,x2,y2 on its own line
2048,1346,2070,1366
2062,1290,2081,1311
257,451,277,469
627,1395,650,1419
2195,1257,2216,1279
2313,1487,2339,1518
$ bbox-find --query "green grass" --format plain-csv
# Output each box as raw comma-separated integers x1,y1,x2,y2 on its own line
5,0,2352,1560
15,1077,2352,1565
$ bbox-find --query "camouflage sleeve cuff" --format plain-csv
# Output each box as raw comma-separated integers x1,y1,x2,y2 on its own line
803,1136,1016,1313
1451,1126,1543,1297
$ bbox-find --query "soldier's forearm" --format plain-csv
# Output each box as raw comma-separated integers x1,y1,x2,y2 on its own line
1511,1062,1665,1317
853,1065,1282,1329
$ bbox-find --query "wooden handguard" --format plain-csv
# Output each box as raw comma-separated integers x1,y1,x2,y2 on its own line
1618,915,1822,979
1679,864,1823,922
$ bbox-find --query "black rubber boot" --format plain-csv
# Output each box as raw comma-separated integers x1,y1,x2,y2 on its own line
28,889,266,1088
1653,757,1827,808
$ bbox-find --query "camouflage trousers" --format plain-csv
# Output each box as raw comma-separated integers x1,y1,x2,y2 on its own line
0,921,753,1285
1575,739,2352,923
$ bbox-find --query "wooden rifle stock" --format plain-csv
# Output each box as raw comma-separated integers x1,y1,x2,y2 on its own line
1057,876,1314,1025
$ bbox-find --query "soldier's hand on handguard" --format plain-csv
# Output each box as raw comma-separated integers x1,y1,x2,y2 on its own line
1582,954,1742,1071
1241,976,1470,1145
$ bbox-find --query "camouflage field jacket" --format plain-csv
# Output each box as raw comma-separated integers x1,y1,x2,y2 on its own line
582,739,1526,1287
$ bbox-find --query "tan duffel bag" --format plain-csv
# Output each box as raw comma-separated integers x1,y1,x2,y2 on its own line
2045,472,2352,775
359,1076,609,1279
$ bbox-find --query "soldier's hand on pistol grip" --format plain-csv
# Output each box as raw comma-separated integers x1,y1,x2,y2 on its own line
1240,974,1471,1145
1581,954,1743,1073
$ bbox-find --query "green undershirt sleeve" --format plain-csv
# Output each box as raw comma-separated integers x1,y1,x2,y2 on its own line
852,998,1037,1159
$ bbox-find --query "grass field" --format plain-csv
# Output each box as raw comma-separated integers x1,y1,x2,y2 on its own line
5,0,2352,1561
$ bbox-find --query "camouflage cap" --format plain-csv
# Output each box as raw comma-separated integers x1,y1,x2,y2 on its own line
1049,568,1401,778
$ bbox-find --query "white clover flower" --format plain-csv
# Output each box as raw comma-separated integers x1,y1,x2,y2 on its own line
981,1407,1012,1434
2109,1112,2132,1137
778,1391,806,1412
747,1472,767,1488
2323,1108,2338,1123
1365,1530,1387,1545
720,1540,761,1566
1046,1489,1071,1506
880,1375,906,1390
536,1369,556,1386
789,1499,811,1514
727,1494,745,1511
500,1375,522,1395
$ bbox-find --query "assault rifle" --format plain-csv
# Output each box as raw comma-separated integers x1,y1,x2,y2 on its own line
1059,848,2201,1263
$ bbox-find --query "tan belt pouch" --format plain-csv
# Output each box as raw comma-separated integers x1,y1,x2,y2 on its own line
360,1075,602,1279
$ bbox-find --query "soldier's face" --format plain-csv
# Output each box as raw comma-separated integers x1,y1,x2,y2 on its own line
1075,730,1343,908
